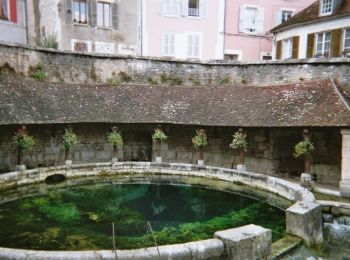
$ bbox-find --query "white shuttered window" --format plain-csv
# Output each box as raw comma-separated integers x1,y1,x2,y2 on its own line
239,5,264,34
187,33,200,58
163,33,175,56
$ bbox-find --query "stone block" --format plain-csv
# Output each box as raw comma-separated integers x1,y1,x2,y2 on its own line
340,180,350,198
184,239,224,259
286,201,323,246
214,224,271,259
237,164,246,171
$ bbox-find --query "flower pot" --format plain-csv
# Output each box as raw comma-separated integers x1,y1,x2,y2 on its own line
197,160,204,166
65,160,72,166
300,173,313,187
237,164,246,171
156,157,162,163
16,165,26,171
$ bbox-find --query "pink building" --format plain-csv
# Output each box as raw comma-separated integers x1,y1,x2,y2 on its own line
224,0,314,61
141,0,225,61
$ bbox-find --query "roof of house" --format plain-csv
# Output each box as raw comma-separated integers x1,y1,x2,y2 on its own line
0,78,350,127
271,0,350,33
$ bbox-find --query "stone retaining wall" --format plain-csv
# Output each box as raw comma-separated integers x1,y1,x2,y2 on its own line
0,42,350,88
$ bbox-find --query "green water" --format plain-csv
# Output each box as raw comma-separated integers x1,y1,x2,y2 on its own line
0,183,285,250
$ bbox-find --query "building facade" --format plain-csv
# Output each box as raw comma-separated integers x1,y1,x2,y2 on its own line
141,0,225,60
224,0,314,61
271,0,350,60
0,0,27,44
25,0,140,55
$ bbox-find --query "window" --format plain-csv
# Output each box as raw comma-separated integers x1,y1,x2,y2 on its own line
344,28,350,54
163,0,180,16
281,10,293,23
320,0,333,15
162,33,175,56
187,33,200,58
245,7,257,32
224,54,239,61
71,39,91,53
97,2,111,27
315,32,331,57
188,0,199,16
0,0,8,20
283,38,293,59
239,5,264,34
73,0,88,24
95,41,114,54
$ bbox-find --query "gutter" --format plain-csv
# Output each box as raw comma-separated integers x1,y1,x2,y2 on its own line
222,0,227,59
271,13,350,34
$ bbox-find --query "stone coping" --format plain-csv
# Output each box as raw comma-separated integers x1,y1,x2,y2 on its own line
0,162,317,259
0,162,315,203
1,41,350,66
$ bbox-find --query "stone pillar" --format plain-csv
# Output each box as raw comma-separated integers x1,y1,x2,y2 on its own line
286,201,323,246
214,224,271,259
340,129,350,197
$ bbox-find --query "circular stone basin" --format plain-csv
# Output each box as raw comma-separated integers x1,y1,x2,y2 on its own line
0,182,286,250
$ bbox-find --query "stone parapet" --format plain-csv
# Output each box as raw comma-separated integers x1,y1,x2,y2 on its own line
0,162,316,203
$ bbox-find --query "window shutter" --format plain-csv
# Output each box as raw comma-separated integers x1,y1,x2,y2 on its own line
256,7,264,33
170,34,175,55
239,6,246,33
181,0,188,16
112,2,118,29
199,0,208,18
66,0,73,23
276,40,282,60
90,0,97,26
9,0,17,23
331,29,342,57
306,33,315,58
176,0,181,15
292,36,299,59
159,0,166,14
276,10,282,25
188,34,193,56
163,34,169,55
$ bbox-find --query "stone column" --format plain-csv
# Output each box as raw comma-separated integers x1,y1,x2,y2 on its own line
340,129,350,197
286,201,323,246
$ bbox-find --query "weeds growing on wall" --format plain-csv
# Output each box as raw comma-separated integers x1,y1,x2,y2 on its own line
29,65,46,81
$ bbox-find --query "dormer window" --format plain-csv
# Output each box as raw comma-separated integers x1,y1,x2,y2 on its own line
320,0,333,16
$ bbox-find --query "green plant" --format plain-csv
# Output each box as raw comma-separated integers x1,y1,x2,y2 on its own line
39,35,59,49
118,71,131,82
12,125,35,165
152,129,168,143
294,140,314,158
106,78,120,86
62,128,79,160
218,76,230,85
29,65,46,81
192,129,208,150
189,76,201,86
152,128,168,157
160,74,183,86
229,131,247,151
107,128,123,158
147,77,158,85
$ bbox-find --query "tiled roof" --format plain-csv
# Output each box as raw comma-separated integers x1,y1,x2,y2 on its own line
0,79,350,127
271,0,350,33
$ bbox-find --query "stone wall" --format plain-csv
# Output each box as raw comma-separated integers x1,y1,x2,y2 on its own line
0,123,341,185
0,42,349,90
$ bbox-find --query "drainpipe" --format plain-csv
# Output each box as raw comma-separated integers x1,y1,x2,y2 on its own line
24,0,29,45
222,0,227,60
140,0,143,56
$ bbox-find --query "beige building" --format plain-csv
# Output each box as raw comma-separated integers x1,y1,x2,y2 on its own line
26,0,140,55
